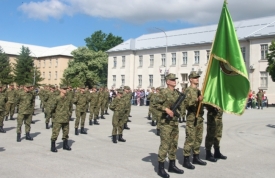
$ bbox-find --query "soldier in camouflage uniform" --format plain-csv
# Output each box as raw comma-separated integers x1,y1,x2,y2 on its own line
38,85,45,112
122,86,131,130
152,87,162,136
182,71,206,170
44,85,56,129
5,84,16,121
0,83,7,133
88,86,100,125
15,85,21,113
30,86,37,124
205,105,227,162
67,86,74,121
97,87,106,119
74,85,89,135
104,87,110,115
50,85,71,152
16,84,34,142
152,73,184,178
179,88,186,123
146,87,155,121
109,90,126,143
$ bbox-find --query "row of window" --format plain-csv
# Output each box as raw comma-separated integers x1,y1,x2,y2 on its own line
112,71,268,88
42,71,58,80
38,59,58,68
112,44,269,68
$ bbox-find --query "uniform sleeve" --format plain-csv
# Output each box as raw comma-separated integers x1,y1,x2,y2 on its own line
109,98,117,111
152,91,167,112
183,89,197,108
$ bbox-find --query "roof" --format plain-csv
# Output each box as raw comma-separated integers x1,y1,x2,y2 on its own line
108,15,275,52
0,40,77,57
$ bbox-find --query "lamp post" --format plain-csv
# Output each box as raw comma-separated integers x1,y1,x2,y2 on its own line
155,27,168,75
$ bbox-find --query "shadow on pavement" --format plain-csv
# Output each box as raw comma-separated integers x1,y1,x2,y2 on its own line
176,146,206,164
148,129,157,135
56,140,75,149
266,124,275,128
21,132,41,140
0,147,5,152
142,153,168,173
180,125,186,129
4,127,16,132
32,120,40,124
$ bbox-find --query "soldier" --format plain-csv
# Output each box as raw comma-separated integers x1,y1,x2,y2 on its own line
50,85,71,152
0,83,7,133
15,85,21,113
104,87,110,115
152,73,184,178
85,86,90,112
97,87,106,119
30,86,37,124
179,88,186,123
123,86,131,130
44,85,56,129
38,85,45,112
109,90,126,143
257,89,263,109
74,85,89,135
205,105,227,162
67,86,74,121
146,87,155,121
16,84,34,142
152,87,162,136
182,71,206,170
5,84,16,121
88,86,100,125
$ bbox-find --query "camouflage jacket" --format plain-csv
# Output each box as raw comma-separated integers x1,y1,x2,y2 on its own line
109,97,125,114
0,91,7,111
97,91,104,103
89,92,99,106
184,86,204,116
6,89,17,103
17,91,33,115
147,92,155,107
67,90,75,103
73,92,89,112
52,95,70,123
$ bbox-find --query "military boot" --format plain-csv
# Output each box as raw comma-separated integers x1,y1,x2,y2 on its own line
51,141,57,152
112,135,117,144
124,123,130,130
31,120,35,124
5,116,8,121
205,150,217,162
214,147,227,159
127,119,131,122
42,108,44,112
17,133,21,142
10,115,15,120
193,154,207,165
26,132,33,141
148,115,151,120
80,127,87,134
0,126,6,133
168,160,184,174
178,118,183,123
94,119,100,125
182,116,186,122
105,110,109,115
156,129,160,136
151,120,156,126
101,115,105,119
63,139,71,151
183,156,195,169
158,161,170,178
75,128,79,135
89,120,93,125
46,123,50,129
69,117,74,121
118,134,126,142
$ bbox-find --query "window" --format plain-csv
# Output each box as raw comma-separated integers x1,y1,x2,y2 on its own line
261,44,268,60
113,57,117,68
161,74,165,87
38,60,41,68
121,75,125,86
113,75,116,85
182,52,187,65
161,54,166,66
171,53,176,65
138,75,142,86
194,51,200,64
122,56,125,67
206,50,210,63
181,73,188,82
149,75,153,87
49,72,51,80
56,59,58,67
139,56,143,67
260,72,268,87
44,59,46,68
149,55,154,67
55,71,57,80
49,59,52,68
241,47,246,62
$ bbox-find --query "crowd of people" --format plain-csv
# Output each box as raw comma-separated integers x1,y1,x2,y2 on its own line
246,89,268,109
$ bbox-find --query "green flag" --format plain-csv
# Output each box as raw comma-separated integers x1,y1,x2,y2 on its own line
202,1,250,115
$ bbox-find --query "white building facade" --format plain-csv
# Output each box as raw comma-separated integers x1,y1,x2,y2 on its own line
107,16,275,103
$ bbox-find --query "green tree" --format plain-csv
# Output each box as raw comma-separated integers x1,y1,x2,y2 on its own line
266,41,275,81
62,47,108,87
0,47,13,84
85,30,123,52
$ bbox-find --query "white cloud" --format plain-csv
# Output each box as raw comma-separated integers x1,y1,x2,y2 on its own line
18,0,275,24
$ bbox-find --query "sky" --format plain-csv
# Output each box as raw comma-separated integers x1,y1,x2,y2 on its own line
0,0,275,48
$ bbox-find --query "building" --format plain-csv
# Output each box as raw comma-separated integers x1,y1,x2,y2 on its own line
0,40,77,86
107,15,275,103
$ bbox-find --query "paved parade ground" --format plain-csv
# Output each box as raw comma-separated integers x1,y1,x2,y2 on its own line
1,99,275,178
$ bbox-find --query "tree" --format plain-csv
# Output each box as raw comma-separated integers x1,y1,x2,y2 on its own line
0,46,13,84
62,47,108,87
266,40,275,81
14,46,41,86
85,30,123,52
31,67,44,87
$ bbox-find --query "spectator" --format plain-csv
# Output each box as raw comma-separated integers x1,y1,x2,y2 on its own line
140,89,145,106
136,89,141,106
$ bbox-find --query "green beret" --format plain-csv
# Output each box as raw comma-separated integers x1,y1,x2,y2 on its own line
117,89,124,94
151,87,155,90
25,83,33,88
188,71,200,79
156,87,161,90
165,73,178,80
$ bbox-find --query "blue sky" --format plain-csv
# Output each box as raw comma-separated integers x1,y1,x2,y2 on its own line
0,0,274,47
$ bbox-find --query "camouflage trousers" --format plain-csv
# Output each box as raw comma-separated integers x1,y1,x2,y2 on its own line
158,123,179,162
183,113,204,156
98,101,106,116
89,105,99,120
75,111,86,128
51,122,69,141
205,112,223,150
258,100,263,108
17,114,32,134
104,99,109,111
0,111,5,126
156,114,162,129
5,102,15,117
45,109,54,123
112,111,123,135
148,106,152,116
122,110,129,124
